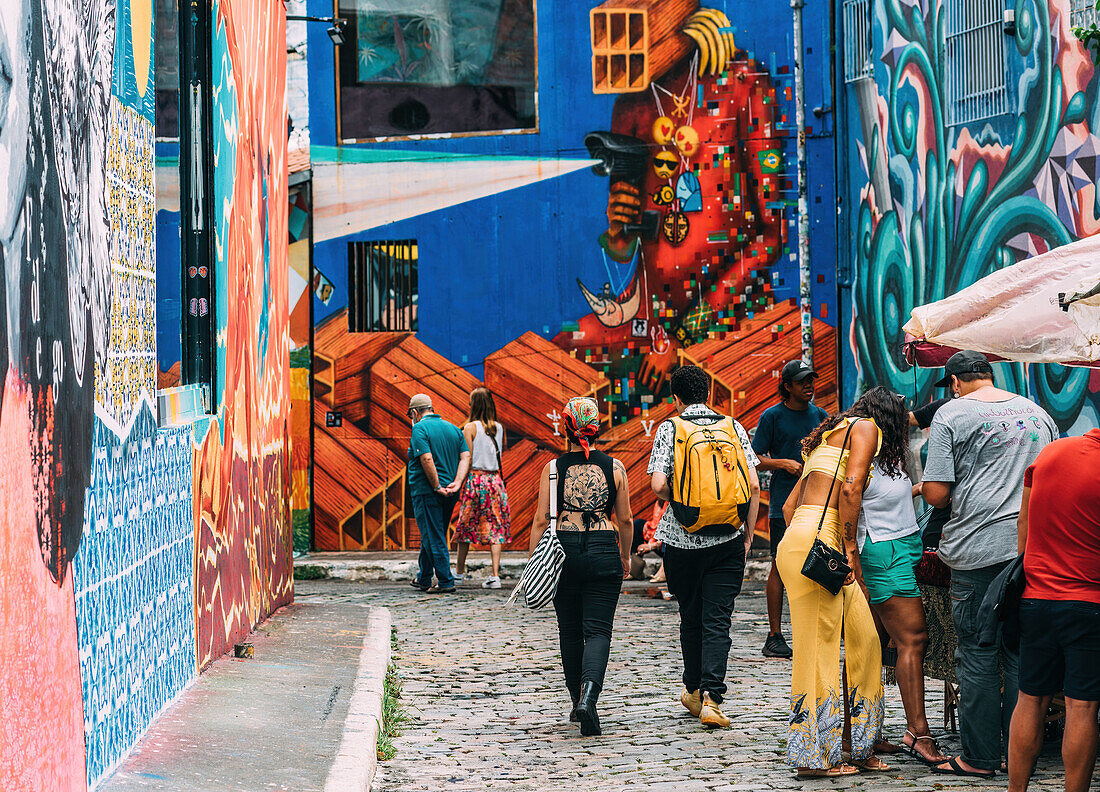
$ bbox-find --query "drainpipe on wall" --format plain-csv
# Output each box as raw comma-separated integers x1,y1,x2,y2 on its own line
792,0,813,367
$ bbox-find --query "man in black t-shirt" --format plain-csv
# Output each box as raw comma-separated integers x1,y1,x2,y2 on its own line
910,397,951,548
752,360,828,659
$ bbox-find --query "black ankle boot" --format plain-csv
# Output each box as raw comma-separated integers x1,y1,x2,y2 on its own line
576,681,601,736
568,685,580,722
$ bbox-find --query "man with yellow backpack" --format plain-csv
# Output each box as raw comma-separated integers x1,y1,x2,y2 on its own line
648,365,761,729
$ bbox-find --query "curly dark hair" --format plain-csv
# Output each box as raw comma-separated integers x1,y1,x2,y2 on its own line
670,364,710,405
778,379,791,401
801,386,910,477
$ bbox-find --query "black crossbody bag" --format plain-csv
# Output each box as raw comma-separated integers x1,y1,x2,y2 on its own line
800,421,856,596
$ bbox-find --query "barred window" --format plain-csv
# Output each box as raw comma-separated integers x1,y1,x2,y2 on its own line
843,0,873,83
1071,0,1099,30
348,241,419,333
945,0,1009,126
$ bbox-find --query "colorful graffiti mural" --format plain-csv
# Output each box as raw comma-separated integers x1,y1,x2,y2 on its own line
192,0,292,670
74,403,195,786
304,0,839,549
841,0,1100,432
0,0,291,785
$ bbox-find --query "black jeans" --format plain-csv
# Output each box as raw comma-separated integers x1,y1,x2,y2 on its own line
664,537,746,703
553,531,623,697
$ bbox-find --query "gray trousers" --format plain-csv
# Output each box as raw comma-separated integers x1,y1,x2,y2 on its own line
950,561,1019,771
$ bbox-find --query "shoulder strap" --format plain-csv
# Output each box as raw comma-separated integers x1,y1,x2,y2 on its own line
815,419,858,540
548,469,558,521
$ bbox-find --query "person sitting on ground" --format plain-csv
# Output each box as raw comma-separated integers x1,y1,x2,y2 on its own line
752,359,828,660
529,397,633,737
407,394,470,594
648,364,760,730
454,387,512,589
921,350,1056,779
855,390,948,767
633,500,666,582
777,386,895,777
1008,427,1100,792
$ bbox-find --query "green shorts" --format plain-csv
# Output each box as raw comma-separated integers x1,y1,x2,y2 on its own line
859,532,922,605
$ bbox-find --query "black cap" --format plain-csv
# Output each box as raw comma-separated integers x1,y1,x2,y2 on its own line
933,350,994,388
781,360,816,382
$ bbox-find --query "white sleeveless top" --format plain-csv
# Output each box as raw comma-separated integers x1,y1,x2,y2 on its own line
469,421,503,471
856,462,920,551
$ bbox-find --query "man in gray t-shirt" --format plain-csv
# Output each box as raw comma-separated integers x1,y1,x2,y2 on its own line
924,397,1056,570
919,350,1056,779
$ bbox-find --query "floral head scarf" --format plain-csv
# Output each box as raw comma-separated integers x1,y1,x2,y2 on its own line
563,397,601,458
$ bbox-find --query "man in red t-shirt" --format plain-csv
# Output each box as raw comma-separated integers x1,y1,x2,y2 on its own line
1008,428,1100,792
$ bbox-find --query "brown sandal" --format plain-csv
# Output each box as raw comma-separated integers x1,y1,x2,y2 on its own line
796,765,860,778
854,755,890,772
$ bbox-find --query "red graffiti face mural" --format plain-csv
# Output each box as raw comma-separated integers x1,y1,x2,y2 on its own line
560,5,788,399
192,0,291,671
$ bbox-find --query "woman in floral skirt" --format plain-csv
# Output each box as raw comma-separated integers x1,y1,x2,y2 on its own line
454,387,511,588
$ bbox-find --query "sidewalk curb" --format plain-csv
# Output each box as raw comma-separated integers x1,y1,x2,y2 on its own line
324,606,392,792
295,554,772,584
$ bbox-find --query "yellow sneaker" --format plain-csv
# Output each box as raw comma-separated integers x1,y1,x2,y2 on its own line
680,687,702,717
700,692,730,728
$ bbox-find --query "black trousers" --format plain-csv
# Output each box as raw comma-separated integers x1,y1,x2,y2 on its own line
663,537,746,703
552,531,623,697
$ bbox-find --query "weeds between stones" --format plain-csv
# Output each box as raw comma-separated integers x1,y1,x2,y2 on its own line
377,628,407,761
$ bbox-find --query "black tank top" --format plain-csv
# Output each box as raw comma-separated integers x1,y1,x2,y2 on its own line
555,450,617,530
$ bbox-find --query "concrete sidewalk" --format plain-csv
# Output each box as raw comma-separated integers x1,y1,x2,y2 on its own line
99,592,391,792
295,550,772,583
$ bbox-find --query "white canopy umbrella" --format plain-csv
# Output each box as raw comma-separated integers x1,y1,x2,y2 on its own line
903,234,1100,368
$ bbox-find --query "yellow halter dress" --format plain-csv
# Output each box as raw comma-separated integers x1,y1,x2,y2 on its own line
774,417,885,769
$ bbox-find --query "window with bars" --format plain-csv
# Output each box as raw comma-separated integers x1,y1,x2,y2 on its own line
843,0,873,83
945,0,1010,126
1071,0,1099,30
348,241,419,333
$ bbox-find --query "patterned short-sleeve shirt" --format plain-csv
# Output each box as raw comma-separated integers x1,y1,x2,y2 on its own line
646,403,759,549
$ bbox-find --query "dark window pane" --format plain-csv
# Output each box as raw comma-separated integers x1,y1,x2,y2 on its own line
155,0,180,138
336,0,536,139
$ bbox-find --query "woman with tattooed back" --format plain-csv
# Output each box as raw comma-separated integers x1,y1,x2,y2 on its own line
529,397,633,737
776,387,907,777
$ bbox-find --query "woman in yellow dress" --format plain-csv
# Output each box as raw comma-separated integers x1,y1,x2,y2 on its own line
777,386,909,777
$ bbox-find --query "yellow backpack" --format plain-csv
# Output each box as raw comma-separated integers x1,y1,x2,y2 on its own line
668,415,752,532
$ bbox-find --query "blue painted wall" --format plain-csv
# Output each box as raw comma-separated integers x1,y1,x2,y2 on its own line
306,0,841,374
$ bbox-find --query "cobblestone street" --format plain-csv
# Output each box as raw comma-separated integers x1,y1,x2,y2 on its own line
299,579,1072,791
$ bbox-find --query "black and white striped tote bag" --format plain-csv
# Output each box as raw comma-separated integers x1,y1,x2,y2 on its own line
506,471,565,609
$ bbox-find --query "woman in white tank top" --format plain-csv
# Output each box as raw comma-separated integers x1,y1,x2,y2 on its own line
857,449,947,767
454,388,512,588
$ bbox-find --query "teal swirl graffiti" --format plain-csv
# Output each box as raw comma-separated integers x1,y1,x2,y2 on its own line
853,0,1093,429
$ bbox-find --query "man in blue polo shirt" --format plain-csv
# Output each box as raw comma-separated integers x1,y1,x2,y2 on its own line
407,393,470,593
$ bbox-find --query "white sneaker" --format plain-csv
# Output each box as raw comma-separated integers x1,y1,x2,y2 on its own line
453,574,465,585
482,576,501,589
